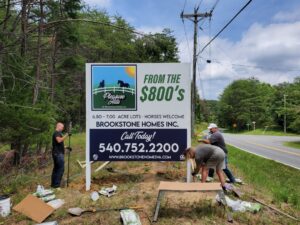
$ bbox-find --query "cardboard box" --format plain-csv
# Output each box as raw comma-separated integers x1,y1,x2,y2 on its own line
13,194,54,223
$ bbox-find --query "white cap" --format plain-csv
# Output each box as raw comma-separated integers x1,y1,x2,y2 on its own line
208,123,218,129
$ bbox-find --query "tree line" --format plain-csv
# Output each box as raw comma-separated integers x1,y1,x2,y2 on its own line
0,0,179,165
197,77,300,133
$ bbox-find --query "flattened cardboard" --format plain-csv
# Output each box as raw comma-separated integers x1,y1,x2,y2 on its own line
13,194,54,223
158,181,222,191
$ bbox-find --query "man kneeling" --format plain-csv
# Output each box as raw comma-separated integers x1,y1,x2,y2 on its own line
184,144,230,191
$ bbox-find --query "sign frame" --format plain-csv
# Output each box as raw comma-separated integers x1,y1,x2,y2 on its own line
86,63,192,190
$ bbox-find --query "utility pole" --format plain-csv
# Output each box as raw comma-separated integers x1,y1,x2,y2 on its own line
284,94,288,133
181,7,211,183
252,121,256,131
246,123,250,131
181,8,211,137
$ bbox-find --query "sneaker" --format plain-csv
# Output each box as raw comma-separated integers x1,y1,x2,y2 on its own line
235,178,243,184
206,177,214,182
223,183,233,192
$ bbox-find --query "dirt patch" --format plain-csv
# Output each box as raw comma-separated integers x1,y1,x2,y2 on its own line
2,158,299,225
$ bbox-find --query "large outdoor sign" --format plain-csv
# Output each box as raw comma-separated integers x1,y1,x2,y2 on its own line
86,63,190,167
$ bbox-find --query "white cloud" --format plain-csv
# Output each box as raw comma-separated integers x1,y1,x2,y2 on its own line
178,20,300,99
84,0,112,8
137,26,164,35
273,9,300,22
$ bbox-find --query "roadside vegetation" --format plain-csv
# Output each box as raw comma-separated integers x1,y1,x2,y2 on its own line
198,78,300,134
283,141,300,150
228,128,300,136
229,145,300,209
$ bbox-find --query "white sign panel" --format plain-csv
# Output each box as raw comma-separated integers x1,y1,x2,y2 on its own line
86,63,191,189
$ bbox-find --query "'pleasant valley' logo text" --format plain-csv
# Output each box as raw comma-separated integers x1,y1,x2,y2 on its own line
103,92,126,105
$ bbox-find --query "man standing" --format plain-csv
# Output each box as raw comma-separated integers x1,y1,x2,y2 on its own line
198,123,236,183
51,122,69,188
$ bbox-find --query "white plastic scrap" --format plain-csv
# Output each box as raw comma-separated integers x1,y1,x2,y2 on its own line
216,194,261,213
34,185,54,197
40,194,56,202
36,221,58,225
90,191,100,201
47,199,65,209
99,185,117,197
120,209,142,225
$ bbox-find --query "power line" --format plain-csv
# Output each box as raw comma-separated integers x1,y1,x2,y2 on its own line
197,0,204,9
181,21,192,62
210,0,220,14
197,0,253,55
183,0,188,11
199,56,300,72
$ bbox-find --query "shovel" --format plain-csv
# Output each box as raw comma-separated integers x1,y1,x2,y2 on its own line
68,206,143,216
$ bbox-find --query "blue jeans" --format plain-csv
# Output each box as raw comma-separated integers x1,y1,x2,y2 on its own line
208,155,236,183
51,153,65,188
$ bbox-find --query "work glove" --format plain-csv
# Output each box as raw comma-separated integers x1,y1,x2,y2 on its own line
65,147,72,152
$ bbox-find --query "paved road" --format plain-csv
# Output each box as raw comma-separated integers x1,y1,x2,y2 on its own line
223,134,300,170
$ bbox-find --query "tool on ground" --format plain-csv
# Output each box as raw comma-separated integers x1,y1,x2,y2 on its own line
68,206,143,216
253,198,299,222
231,186,243,198
66,121,72,187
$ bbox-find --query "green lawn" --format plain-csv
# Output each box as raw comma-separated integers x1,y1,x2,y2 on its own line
228,145,300,209
194,125,300,210
231,128,299,136
283,141,300,150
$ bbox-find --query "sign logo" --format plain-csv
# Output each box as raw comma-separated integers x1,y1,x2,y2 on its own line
91,65,137,110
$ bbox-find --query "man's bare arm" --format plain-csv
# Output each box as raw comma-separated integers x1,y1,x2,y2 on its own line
198,139,210,144
56,134,68,143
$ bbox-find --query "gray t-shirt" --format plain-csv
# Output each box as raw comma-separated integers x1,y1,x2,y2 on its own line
208,131,228,154
195,145,219,166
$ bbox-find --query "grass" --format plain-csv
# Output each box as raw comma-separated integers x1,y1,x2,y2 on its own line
232,128,299,136
228,144,300,209
283,141,300,150
1,130,300,224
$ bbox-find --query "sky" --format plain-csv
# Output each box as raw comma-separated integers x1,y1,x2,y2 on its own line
84,0,300,99
92,66,136,88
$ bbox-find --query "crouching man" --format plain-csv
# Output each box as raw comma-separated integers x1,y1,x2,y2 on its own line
184,144,230,191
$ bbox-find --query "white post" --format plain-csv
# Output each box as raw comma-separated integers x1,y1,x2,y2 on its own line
187,160,192,182
86,130,91,191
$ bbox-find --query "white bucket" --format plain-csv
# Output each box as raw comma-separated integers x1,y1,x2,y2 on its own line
0,195,11,217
